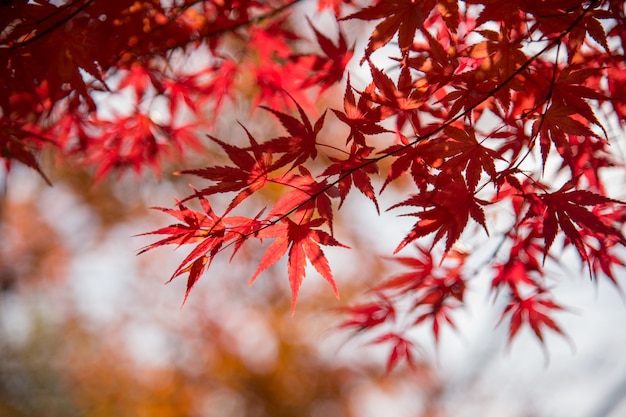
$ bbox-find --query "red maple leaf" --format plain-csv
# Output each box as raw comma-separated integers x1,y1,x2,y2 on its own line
88,112,165,178
360,62,425,131
337,292,396,332
260,96,327,170
390,174,489,253
531,103,600,168
321,144,380,212
292,19,354,94
523,182,626,262
138,195,227,305
341,0,438,56
375,245,435,292
0,118,52,185
268,166,339,225
440,125,500,191
491,229,545,296
249,217,349,314
317,0,357,16
140,193,273,305
380,134,456,193
179,126,273,213
331,76,389,146
376,246,466,341
371,333,417,373
499,291,568,344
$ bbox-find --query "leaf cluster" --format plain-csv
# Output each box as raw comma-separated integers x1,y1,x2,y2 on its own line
3,0,626,371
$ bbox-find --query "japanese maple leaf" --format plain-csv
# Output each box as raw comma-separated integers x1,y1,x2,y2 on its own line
390,174,489,253
557,135,614,193
89,113,164,179
41,16,107,106
361,63,425,127
292,19,354,94
440,125,500,191
371,333,416,373
375,245,435,293
470,27,527,86
331,76,389,146
530,4,612,58
524,182,626,262
250,61,311,112
381,247,466,342
379,136,452,193
551,67,607,129
140,193,276,305
532,103,600,168
341,0,437,56
337,292,396,332
413,296,461,342
139,195,227,305
491,229,545,296
179,126,272,213
163,62,236,120
0,119,52,185
249,217,349,314
499,291,567,344
260,95,326,170
321,144,380,212
406,28,459,91
588,237,626,287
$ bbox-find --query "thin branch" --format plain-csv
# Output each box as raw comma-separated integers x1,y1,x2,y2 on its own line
8,0,95,50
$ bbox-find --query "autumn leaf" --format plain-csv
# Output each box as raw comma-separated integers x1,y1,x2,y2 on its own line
491,230,545,296
331,75,389,146
390,174,489,253
360,62,425,129
532,103,600,168
337,292,396,332
249,217,349,314
375,246,466,342
551,67,607,126
260,95,327,170
321,144,380,212
379,135,454,193
179,126,272,213
499,291,568,344
138,195,227,305
587,234,626,287
0,120,52,185
87,112,166,179
292,19,354,94
341,0,438,56
440,125,500,191
524,182,626,262
375,245,435,293
371,333,416,373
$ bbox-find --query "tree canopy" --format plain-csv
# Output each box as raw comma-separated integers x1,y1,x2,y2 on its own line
2,0,626,371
